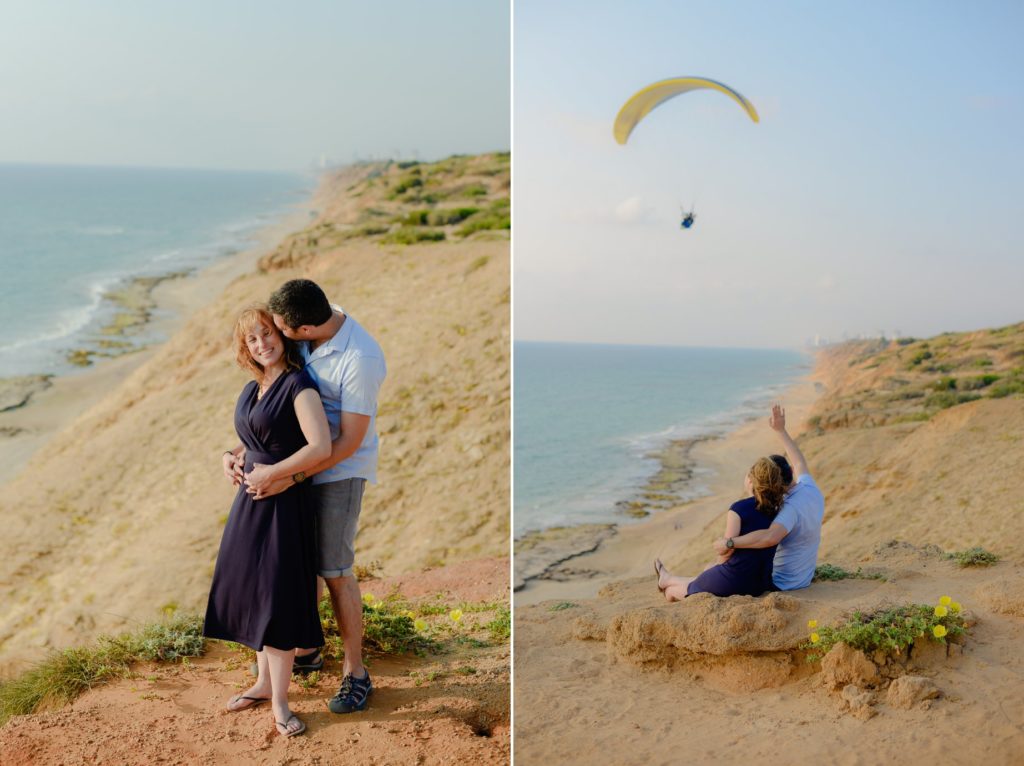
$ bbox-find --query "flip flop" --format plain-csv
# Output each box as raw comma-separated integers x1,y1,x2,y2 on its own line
275,713,307,738
654,558,667,592
226,694,270,712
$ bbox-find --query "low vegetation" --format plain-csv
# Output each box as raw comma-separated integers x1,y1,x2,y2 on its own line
0,590,510,726
804,600,967,663
947,547,999,567
813,563,886,582
0,614,204,725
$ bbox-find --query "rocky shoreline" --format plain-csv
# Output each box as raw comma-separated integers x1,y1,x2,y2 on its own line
514,436,715,591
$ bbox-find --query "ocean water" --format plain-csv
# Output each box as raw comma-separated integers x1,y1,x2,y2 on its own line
0,164,314,377
514,341,809,537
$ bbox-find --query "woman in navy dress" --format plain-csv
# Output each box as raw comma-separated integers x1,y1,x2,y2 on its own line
204,306,331,737
654,456,787,600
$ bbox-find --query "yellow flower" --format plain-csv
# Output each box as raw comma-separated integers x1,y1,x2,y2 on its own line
939,596,952,606
810,633,820,644
449,609,464,623
414,618,428,632
934,605,948,617
362,593,376,606
807,620,818,629
933,625,947,638
404,610,416,619
950,602,962,614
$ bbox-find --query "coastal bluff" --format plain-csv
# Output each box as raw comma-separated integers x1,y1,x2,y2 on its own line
515,326,1024,765
0,154,510,673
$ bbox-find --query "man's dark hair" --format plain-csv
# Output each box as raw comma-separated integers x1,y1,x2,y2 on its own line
268,279,333,328
769,454,794,486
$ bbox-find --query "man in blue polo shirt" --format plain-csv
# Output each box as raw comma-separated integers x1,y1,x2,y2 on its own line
713,404,825,590
245,279,385,715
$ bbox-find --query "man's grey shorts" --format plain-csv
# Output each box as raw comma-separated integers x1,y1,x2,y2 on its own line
310,478,365,578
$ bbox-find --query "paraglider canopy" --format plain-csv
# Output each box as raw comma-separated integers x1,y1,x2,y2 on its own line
613,77,759,145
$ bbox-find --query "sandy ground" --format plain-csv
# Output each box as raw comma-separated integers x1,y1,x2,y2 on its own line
0,558,510,766
514,335,1024,765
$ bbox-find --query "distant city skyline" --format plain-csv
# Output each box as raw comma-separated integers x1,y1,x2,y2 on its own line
1,1,509,172
514,1,1024,349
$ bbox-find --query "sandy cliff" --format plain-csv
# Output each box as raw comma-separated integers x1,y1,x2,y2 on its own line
0,154,510,672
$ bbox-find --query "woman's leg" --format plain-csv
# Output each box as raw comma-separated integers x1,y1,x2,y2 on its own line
226,649,272,710
264,645,302,734
663,580,694,602
656,559,694,591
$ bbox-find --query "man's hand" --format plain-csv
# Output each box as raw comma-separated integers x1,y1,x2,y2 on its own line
768,403,786,432
246,475,294,501
244,463,278,494
713,537,731,556
222,452,245,486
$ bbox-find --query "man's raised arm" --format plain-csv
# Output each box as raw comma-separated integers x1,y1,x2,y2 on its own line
769,403,809,478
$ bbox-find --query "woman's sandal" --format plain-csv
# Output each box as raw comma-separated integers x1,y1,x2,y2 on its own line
654,558,668,592
226,694,270,712
275,713,307,737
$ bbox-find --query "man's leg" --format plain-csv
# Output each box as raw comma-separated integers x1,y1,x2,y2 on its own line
325,574,365,678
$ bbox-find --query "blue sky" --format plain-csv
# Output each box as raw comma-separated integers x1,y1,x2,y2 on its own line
0,0,510,171
514,1,1024,347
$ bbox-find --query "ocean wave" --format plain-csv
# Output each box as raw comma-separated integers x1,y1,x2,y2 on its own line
0,276,118,357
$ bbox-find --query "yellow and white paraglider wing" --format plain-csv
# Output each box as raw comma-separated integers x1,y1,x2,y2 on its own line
613,77,759,145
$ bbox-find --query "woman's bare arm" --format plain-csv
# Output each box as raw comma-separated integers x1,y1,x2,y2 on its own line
244,388,331,491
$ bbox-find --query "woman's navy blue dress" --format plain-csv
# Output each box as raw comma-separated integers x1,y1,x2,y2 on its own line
203,368,324,651
686,497,778,598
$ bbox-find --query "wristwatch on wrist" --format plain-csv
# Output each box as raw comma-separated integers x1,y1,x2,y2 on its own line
292,471,307,484
725,538,735,550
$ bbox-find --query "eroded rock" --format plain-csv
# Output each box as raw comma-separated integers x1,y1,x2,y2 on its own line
841,684,877,720
821,642,880,690
886,675,940,709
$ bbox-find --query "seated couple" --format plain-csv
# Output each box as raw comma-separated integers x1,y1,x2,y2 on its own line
655,404,825,601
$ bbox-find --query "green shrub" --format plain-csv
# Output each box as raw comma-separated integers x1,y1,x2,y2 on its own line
484,607,511,642
381,227,446,245
399,209,431,226
805,603,966,663
457,213,511,237
973,358,994,367
459,183,488,198
813,563,886,582
947,547,999,567
960,374,1000,390
892,412,931,423
907,350,933,368
895,337,917,346
429,207,480,226
0,614,204,726
933,377,957,391
889,390,925,401
988,380,1024,398
924,391,981,409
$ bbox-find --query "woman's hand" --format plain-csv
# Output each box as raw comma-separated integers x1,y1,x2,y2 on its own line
222,451,245,486
246,475,295,501
244,462,277,494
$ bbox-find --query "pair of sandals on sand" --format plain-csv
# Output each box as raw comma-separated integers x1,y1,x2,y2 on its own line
226,693,305,737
